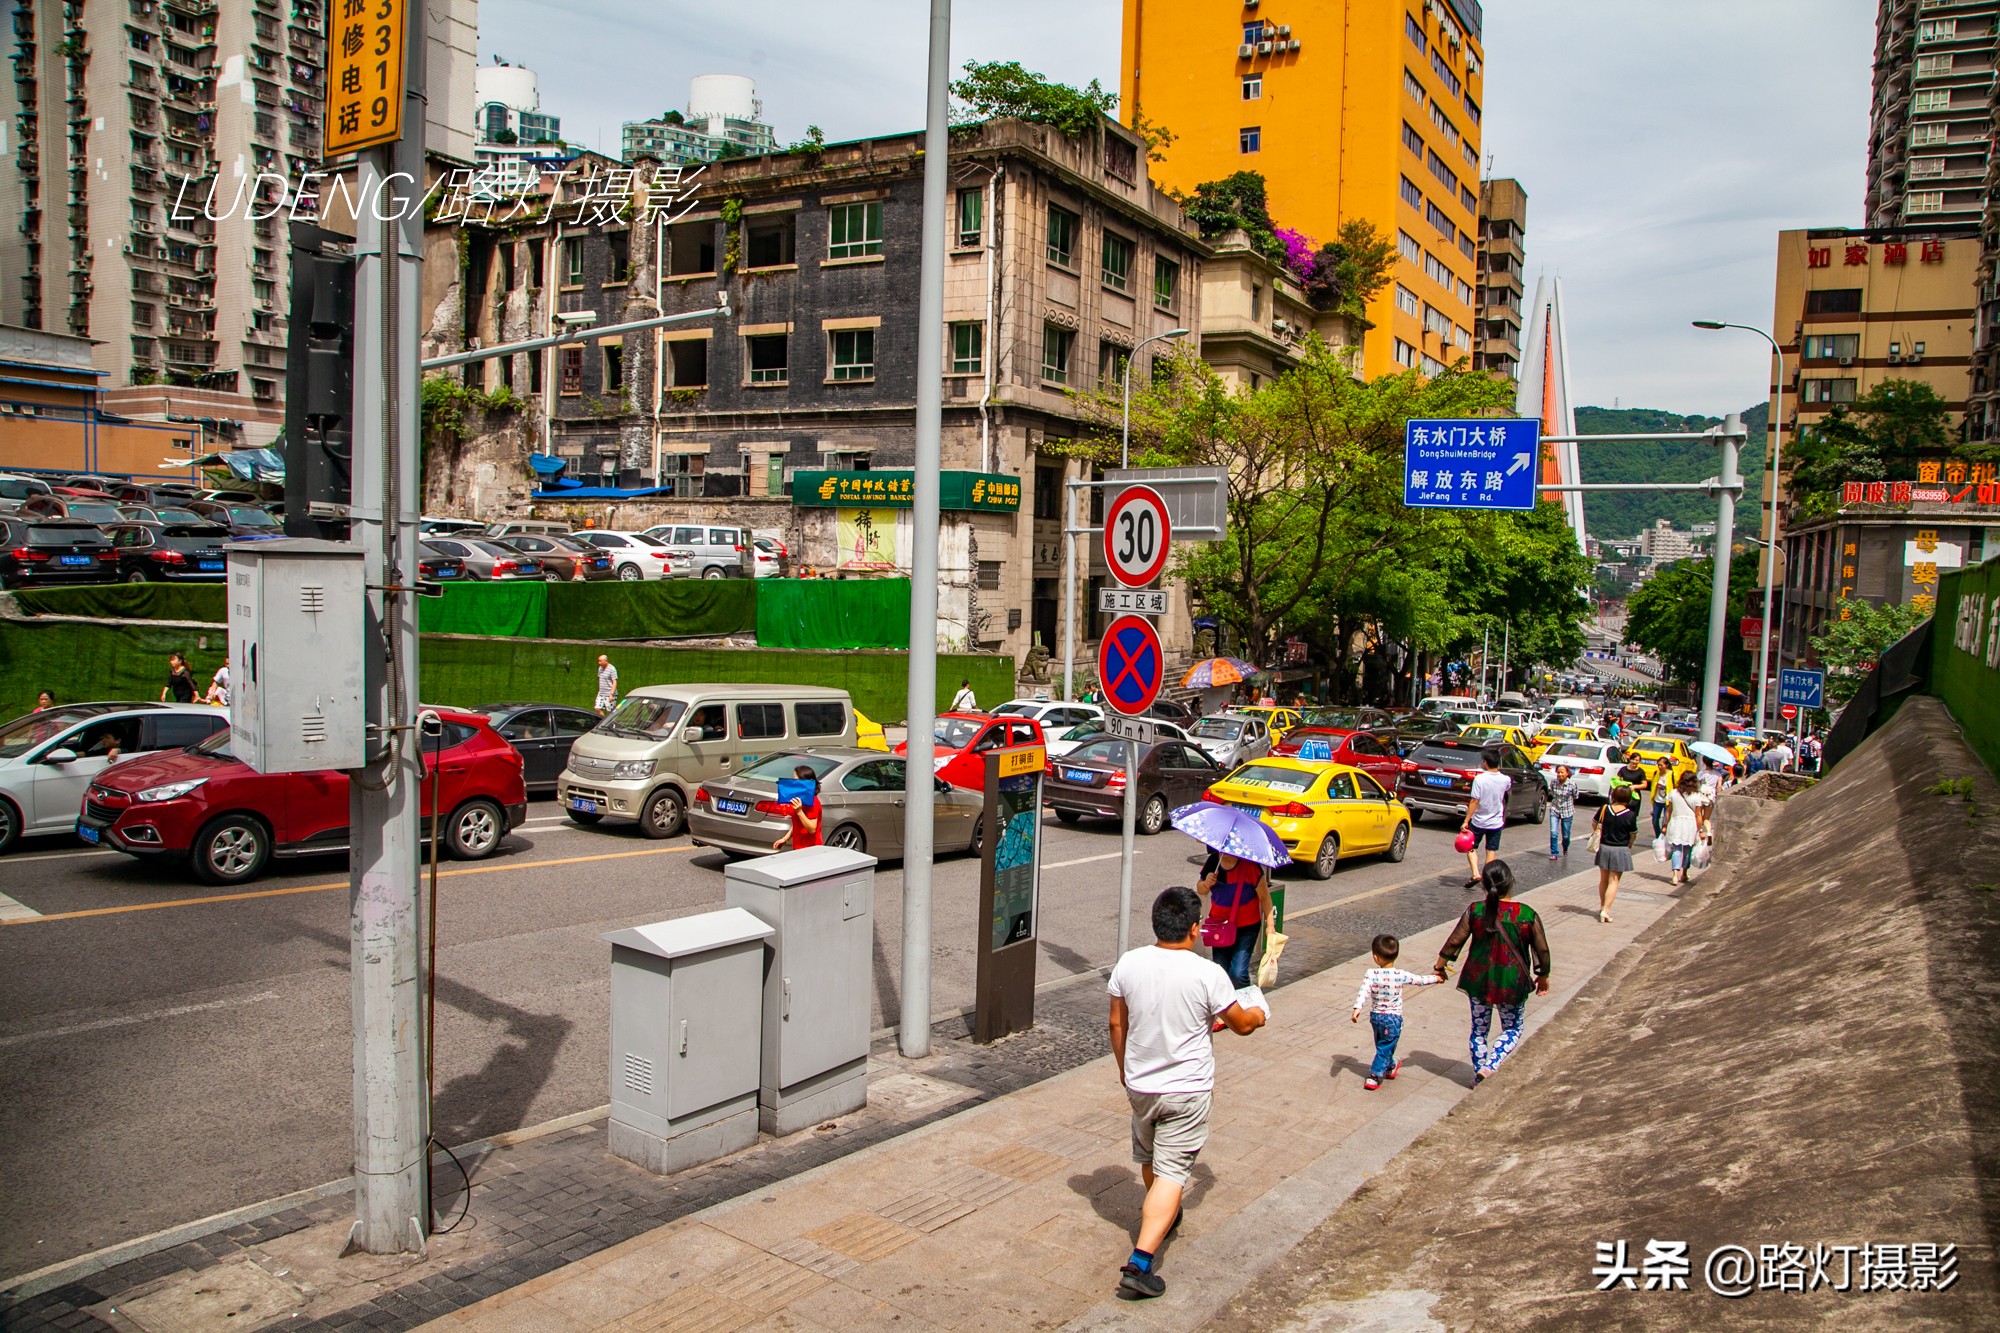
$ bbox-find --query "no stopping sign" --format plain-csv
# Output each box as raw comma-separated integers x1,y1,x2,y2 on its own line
1103,485,1172,588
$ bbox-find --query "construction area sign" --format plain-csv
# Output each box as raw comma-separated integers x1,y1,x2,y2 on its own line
325,0,408,158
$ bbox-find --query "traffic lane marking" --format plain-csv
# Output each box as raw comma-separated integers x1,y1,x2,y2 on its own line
0,890,41,921
5,846,121,863
0,989,281,1049
0,844,701,926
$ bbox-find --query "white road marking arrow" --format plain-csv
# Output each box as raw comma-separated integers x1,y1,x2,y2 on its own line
1506,452,1533,477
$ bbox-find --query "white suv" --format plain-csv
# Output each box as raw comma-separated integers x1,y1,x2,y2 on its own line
0,703,227,853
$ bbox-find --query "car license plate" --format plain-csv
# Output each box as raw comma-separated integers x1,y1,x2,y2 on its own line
75,822,99,844
716,797,749,815
1061,768,1093,784
198,559,224,571
1422,774,1453,788
59,555,91,566
568,797,599,814
436,567,457,578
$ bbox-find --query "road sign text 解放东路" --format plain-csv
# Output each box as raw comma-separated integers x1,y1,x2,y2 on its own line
1403,418,1542,511
1777,668,1825,711
1097,615,1165,716
1098,587,1169,616
1103,486,1173,588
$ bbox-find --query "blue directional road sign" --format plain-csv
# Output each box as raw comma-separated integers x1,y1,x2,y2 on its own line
1403,418,1543,511
1777,668,1825,711
1097,614,1165,716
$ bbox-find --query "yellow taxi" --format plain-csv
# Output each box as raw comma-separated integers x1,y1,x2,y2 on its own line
1457,723,1549,761
855,709,890,752
1233,705,1303,741
1536,723,1597,747
1624,734,1698,788
1203,756,1411,881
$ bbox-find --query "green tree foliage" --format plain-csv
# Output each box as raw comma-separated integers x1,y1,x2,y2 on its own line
949,61,1117,138
1301,220,1397,321
1788,379,1956,516
1809,597,1931,705
1573,402,1768,539
1181,171,1285,265
1622,548,1759,687
1056,344,1588,677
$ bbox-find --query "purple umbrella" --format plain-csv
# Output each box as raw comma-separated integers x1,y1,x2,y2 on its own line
1168,800,1290,867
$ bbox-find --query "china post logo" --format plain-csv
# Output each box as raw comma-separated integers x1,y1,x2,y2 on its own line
817,477,839,501
971,480,986,504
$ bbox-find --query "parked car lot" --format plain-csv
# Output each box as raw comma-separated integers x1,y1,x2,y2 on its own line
103,521,232,583
0,702,227,853
416,536,546,581
688,748,984,859
0,519,115,589
639,523,749,578
568,530,691,581
490,534,615,581
79,711,527,884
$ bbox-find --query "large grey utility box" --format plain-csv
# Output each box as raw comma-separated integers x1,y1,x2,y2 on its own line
603,907,773,1175
725,846,875,1135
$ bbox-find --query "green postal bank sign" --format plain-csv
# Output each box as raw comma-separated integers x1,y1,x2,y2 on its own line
791,470,1022,513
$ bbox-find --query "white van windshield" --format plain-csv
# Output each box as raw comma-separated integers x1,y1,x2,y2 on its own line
601,696,688,738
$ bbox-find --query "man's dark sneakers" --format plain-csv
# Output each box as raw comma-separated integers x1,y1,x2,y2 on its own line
1118,1264,1166,1299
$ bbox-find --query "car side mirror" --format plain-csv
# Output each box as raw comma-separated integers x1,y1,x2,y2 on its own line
935,777,953,794
682,727,705,744
42,747,78,764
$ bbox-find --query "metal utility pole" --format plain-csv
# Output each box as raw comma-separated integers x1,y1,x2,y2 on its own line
1061,482,1078,704
1694,321,1785,733
897,0,951,1060
1501,621,1510,697
346,2,427,1255
1697,413,1745,743
1479,623,1490,703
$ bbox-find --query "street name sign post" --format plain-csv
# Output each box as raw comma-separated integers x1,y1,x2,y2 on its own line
1403,418,1542,511
1778,668,1824,719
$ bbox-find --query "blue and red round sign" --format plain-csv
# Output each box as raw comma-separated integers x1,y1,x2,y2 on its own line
1097,615,1164,716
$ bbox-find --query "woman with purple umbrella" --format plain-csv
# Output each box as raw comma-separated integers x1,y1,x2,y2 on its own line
1172,802,1285,987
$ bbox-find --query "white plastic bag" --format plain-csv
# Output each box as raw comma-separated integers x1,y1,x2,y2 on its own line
1255,929,1288,989
1693,838,1713,870
1652,833,1669,864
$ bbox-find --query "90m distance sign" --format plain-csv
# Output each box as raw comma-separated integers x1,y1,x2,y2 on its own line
1104,485,1172,588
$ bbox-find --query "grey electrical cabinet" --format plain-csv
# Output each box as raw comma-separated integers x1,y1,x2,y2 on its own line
603,907,773,1175
226,539,366,773
725,845,875,1135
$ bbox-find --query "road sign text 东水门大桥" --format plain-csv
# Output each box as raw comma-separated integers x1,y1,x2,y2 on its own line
1403,419,1543,511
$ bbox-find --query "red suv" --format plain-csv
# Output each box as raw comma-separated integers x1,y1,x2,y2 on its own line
78,710,528,884
894,712,1045,792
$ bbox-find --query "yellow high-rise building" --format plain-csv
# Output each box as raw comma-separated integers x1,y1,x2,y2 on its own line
1121,0,1485,379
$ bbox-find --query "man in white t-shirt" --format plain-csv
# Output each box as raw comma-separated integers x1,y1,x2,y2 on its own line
1460,746,1513,887
594,655,618,716
1106,886,1267,1300
1764,739,1794,773
951,678,978,713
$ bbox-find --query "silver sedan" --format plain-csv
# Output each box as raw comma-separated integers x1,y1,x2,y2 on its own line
687,747,985,860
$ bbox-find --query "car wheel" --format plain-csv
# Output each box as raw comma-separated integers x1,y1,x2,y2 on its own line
1385,821,1409,863
617,563,642,582
191,814,270,886
1139,794,1168,836
1531,793,1548,825
544,571,563,583
826,822,866,852
1054,809,1081,824
566,809,603,826
446,798,504,859
0,797,19,854
1310,833,1340,880
640,786,685,839
968,815,984,855
125,568,151,583
701,566,725,580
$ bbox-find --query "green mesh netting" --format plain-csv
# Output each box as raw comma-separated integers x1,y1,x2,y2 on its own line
755,578,912,650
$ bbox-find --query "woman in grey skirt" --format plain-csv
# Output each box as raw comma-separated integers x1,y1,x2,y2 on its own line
1592,783,1641,923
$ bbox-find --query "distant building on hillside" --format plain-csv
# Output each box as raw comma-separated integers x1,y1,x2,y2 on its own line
1638,519,1701,565
621,76,778,165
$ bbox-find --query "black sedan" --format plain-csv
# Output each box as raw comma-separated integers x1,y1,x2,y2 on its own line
0,519,115,589
1394,736,1550,824
104,521,232,582
185,501,283,536
1043,736,1224,835
417,543,470,584
466,703,602,790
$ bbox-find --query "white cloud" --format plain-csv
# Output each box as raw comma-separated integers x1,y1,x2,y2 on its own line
478,0,1876,413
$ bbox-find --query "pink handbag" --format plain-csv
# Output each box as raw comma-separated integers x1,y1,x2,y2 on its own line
1199,916,1238,948
1453,828,1477,854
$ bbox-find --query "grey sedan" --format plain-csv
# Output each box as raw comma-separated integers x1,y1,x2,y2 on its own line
1186,713,1271,769
688,747,984,859
419,537,545,580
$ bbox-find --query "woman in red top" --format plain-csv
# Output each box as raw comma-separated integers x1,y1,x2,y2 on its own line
773,765,823,850
1197,852,1273,987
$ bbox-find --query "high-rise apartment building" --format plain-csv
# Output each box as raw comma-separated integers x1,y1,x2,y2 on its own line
1864,0,1996,230
473,60,568,197
1473,176,1525,381
621,75,776,166
1121,0,1484,379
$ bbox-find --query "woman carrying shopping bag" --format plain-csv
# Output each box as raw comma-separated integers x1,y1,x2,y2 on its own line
1434,860,1551,1085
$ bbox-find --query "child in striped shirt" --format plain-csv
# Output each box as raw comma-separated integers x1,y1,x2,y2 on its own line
1351,933,1441,1089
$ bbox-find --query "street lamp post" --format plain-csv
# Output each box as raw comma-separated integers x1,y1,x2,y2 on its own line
1121,328,1190,467
1694,320,1786,733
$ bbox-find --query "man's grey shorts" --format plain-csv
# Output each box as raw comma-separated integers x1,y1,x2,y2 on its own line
1127,1089,1212,1185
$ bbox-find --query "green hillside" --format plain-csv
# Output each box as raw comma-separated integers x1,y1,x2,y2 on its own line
1573,401,1769,540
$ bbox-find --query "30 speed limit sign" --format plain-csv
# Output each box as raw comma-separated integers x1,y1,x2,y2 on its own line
1103,485,1172,588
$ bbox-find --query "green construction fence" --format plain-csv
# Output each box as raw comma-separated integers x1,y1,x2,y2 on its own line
0,618,1012,727
1932,555,2000,777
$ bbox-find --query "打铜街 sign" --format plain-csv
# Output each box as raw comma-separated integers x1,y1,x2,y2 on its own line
325,0,408,158
791,471,1021,512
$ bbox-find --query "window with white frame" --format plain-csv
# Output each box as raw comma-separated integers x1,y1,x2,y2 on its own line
1918,18,1957,41
1908,190,1947,214
827,202,883,259
1915,88,1953,111
1240,126,1261,154
1395,284,1420,316
745,333,788,384
1101,232,1135,291
1046,204,1079,267
1242,74,1261,100
1912,123,1949,146
1910,157,1947,178
955,188,983,247
1394,339,1418,368
1398,230,1422,263
1041,323,1075,385
1404,69,1425,103
1918,53,1954,75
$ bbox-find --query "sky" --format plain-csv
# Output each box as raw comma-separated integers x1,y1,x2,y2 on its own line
476,0,1877,416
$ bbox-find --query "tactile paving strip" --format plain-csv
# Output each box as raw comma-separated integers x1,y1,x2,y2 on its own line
767,1235,862,1281
804,1212,924,1262
973,1143,1068,1182
617,1287,756,1333
926,1162,1025,1206
703,1252,829,1314
1018,1124,1106,1159
875,1191,978,1233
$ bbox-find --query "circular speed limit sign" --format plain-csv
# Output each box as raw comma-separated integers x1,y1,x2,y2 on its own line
1103,485,1172,588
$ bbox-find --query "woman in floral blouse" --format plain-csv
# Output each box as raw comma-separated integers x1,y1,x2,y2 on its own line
1435,860,1551,1085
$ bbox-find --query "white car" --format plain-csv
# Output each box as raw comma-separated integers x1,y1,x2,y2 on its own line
1045,716,1189,758
568,530,690,581
988,698,1104,731
1536,739,1628,801
0,702,228,853
750,535,786,578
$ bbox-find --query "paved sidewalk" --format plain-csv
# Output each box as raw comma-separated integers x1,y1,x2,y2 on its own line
420,864,1683,1332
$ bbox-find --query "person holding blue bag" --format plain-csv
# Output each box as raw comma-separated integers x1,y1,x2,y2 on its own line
772,765,823,850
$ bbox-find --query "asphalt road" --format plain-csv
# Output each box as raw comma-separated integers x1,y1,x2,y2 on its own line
0,797,1581,1279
